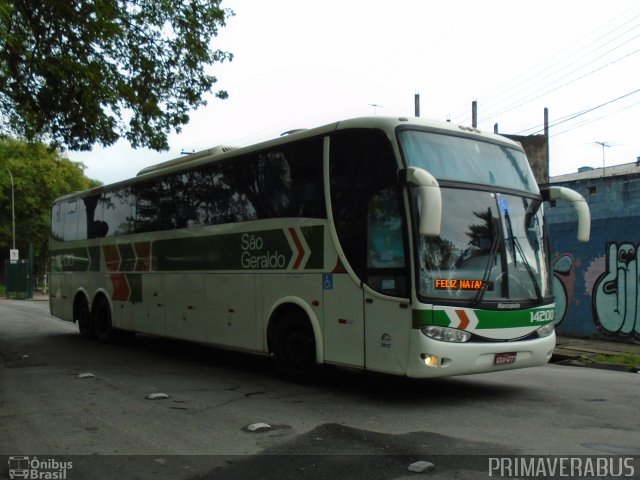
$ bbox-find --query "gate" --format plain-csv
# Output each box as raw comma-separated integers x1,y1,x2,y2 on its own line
4,245,33,299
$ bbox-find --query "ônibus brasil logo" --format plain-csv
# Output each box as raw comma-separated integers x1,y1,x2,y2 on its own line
8,456,72,479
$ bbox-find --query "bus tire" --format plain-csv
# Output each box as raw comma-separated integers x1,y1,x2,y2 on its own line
74,295,94,339
272,311,318,382
93,296,115,343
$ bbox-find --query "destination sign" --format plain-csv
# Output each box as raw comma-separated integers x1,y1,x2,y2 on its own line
434,279,491,291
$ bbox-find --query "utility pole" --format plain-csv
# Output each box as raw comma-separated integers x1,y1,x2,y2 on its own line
594,141,612,177
472,101,478,128
6,168,15,250
414,93,420,117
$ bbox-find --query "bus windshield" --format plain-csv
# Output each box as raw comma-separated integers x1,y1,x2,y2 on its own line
399,129,539,194
414,189,551,303
399,130,551,304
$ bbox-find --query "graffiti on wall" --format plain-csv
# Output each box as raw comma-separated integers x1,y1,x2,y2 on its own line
552,254,575,327
553,245,640,339
592,243,640,337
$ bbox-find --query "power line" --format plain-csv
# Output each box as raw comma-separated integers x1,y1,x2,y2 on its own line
447,3,640,123
478,17,640,120
519,87,640,137
550,97,640,138
480,31,640,123
509,45,640,134
449,5,640,121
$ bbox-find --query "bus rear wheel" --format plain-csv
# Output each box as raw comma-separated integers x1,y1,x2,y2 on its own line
272,313,318,382
75,296,94,339
93,297,115,343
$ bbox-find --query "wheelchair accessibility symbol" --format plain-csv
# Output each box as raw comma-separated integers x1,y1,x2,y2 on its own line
323,273,333,290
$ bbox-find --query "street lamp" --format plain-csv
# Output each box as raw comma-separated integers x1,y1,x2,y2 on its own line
6,167,15,250
369,103,383,115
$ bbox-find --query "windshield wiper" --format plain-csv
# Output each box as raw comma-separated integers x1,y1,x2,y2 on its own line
504,211,543,303
473,217,500,306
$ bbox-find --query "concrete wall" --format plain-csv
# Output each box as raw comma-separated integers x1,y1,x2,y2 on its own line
504,133,549,184
546,171,640,340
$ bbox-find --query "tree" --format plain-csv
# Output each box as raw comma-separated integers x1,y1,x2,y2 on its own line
0,137,100,282
0,0,233,151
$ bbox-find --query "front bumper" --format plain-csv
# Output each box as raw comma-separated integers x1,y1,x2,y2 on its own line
406,329,556,378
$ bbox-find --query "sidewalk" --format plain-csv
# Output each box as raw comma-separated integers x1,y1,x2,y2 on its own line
553,335,640,373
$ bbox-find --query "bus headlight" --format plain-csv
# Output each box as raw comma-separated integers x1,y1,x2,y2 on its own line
536,322,555,338
420,326,471,343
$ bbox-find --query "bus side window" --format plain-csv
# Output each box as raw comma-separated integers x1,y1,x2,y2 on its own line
329,128,401,281
51,204,64,241
63,200,78,241
365,188,408,297
95,189,135,236
367,189,405,269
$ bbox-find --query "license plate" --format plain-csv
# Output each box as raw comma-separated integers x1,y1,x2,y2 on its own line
494,352,517,365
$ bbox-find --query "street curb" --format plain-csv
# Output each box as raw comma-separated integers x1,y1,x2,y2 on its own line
0,295,49,301
551,353,640,373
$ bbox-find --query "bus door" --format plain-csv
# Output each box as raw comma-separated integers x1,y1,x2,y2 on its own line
363,188,412,375
322,273,365,367
326,129,410,372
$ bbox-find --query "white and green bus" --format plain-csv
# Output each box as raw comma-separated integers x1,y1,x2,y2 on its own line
49,117,590,379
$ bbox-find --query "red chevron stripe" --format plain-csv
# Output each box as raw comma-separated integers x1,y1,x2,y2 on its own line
455,310,470,330
110,273,130,301
288,228,305,269
103,245,121,272
134,242,151,271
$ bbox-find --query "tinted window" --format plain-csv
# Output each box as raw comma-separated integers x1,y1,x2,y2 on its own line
62,200,78,241
51,204,64,241
56,138,326,241
136,136,327,230
82,193,105,238
399,130,538,193
330,128,407,295
97,188,135,236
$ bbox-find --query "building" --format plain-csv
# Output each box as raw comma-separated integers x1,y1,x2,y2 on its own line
546,160,640,341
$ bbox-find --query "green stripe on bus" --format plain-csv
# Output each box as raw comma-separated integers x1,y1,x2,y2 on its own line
119,243,136,272
88,246,100,272
127,274,142,302
301,225,324,269
153,226,324,271
412,306,555,329
52,226,325,273
51,247,92,272
51,225,324,272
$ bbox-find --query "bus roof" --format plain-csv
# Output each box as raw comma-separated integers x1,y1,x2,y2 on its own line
54,116,523,203
135,116,522,177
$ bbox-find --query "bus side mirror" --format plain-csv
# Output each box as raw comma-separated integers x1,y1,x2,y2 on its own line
541,186,591,242
400,167,442,237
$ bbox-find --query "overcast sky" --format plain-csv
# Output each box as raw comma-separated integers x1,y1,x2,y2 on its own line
68,0,640,185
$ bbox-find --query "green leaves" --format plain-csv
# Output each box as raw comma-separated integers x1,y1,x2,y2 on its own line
0,0,233,151
0,137,101,275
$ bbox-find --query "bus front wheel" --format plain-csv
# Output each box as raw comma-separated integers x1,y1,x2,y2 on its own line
93,297,114,343
272,312,318,382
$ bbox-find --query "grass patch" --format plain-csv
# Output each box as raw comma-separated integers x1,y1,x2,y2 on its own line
579,352,640,370
592,352,640,369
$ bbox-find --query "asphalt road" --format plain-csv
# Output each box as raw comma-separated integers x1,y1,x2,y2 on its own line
1,299,639,480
